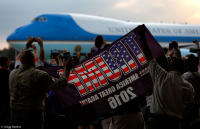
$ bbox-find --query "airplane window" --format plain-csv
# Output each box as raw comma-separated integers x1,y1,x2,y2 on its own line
32,17,47,22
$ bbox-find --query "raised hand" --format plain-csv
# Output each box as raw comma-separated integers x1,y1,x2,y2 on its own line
37,38,43,47
25,37,35,49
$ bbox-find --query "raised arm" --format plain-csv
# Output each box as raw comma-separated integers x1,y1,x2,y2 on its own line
56,53,64,66
49,56,73,90
37,38,45,62
31,44,38,62
24,37,35,50
139,25,168,84
15,37,35,68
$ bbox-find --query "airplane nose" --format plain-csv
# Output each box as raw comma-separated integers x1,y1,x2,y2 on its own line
7,26,24,41
7,32,20,41
7,23,47,42
7,25,34,41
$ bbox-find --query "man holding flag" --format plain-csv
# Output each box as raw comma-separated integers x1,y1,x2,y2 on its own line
139,25,194,129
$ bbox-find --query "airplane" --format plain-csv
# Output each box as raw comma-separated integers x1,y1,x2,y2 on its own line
7,13,200,60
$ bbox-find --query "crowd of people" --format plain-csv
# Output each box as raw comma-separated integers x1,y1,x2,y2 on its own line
0,35,200,129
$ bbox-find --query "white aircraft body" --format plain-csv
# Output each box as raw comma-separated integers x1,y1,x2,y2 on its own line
7,13,200,58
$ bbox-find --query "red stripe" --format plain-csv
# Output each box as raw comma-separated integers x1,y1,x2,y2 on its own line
95,57,102,63
88,85,94,91
104,69,111,74
93,68,98,72
139,57,146,63
94,82,100,88
96,72,103,77
74,65,85,73
101,79,107,85
100,63,107,68
85,62,94,69
75,81,82,86
80,89,87,94
79,73,86,76
68,74,78,81
109,72,120,80
83,78,90,83
89,75,96,80
76,68,85,73
130,63,136,69
123,67,129,72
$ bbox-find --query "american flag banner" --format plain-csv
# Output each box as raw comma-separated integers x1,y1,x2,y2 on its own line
41,25,167,123
121,34,147,64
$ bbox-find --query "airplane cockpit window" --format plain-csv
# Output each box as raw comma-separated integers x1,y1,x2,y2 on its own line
32,17,47,22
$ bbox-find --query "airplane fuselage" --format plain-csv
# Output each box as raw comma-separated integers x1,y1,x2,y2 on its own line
7,13,200,59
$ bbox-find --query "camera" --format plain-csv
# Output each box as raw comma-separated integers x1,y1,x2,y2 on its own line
26,37,38,48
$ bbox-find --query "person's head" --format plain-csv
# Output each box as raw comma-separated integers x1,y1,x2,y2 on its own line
0,56,9,69
71,56,80,66
20,50,35,66
169,41,179,50
168,57,185,74
185,54,199,72
95,35,105,49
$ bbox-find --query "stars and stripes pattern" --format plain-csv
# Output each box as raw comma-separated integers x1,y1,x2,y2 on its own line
110,42,137,74
84,60,107,87
74,65,95,92
68,60,108,96
123,34,147,64
67,33,147,96
95,54,120,81
68,70,87,95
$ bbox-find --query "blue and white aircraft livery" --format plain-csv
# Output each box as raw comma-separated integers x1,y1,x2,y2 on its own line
7,13,200,59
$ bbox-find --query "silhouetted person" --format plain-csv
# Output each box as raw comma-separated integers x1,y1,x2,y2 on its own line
45,55,80,129
90,35,110,55
140,29,194,129
168,41,182,58
0,57,10,125
182,54,200,129
14,37,45,68
9,37,71,129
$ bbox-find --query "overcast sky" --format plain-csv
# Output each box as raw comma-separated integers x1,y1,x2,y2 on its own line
0,0,200,49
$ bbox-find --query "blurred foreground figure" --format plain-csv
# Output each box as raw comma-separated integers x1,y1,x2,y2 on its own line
9,37,72,129
140,28,194,129
0,57,10,125
182,52,200,129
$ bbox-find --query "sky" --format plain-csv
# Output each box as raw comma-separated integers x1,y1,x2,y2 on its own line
0,0,200,50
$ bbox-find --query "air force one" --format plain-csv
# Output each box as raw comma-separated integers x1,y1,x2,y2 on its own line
7,13,200,59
